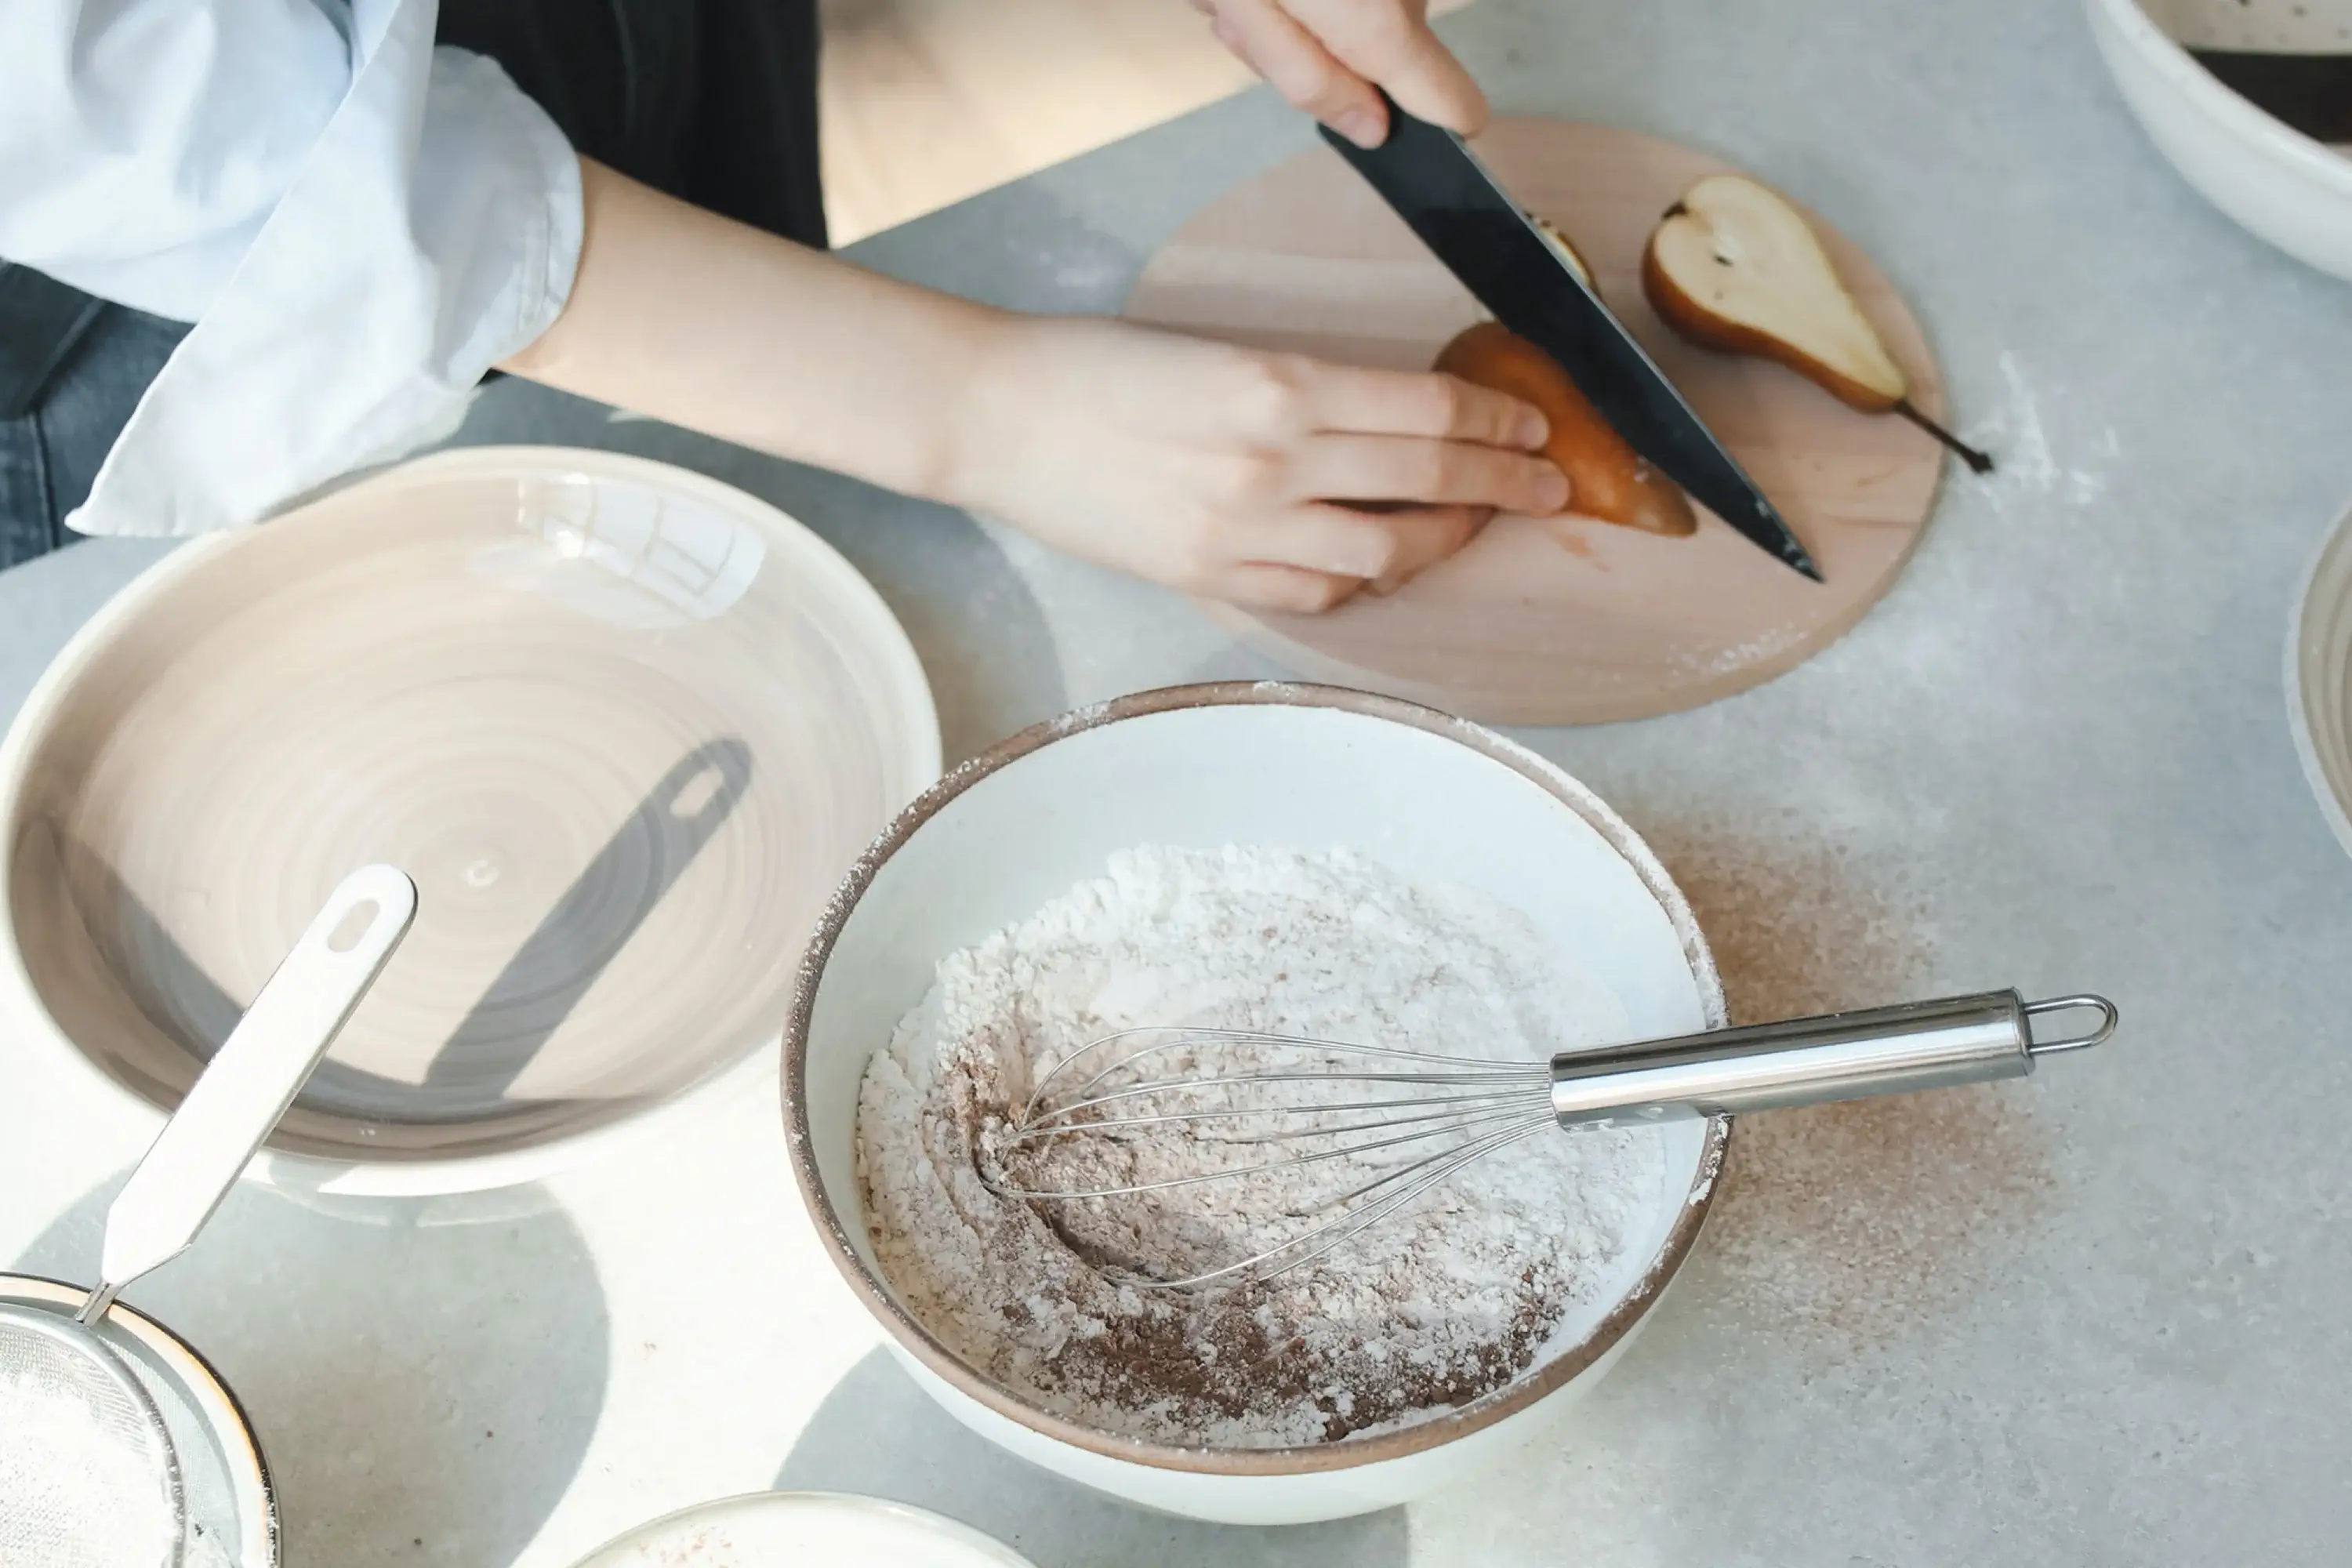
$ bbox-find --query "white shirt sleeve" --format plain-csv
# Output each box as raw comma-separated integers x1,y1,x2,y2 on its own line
0,0,584,537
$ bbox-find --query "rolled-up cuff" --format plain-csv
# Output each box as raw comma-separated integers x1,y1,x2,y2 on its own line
69,30,585,538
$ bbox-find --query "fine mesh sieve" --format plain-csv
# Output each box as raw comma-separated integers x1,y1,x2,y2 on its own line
0,866,414,1566
0,1303,182,1568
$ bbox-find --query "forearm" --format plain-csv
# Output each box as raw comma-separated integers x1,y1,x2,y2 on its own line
500,157,1005,502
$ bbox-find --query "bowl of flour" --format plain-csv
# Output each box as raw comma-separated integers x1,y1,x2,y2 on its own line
784,684,1727,1526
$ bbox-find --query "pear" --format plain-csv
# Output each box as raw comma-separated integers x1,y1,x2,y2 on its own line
1643,174,1992,474
1434,321,1697,539
1530,215,1595,289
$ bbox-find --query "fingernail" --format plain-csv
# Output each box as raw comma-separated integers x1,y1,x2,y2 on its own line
1516,410,1549,448
1334,106,1385,148
1533,469,1570,512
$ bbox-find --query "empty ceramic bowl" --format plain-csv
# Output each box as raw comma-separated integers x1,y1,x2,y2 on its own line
783,683,1728,1526
568,1491,1033,1567
0,447,939,1196
2289,499,2352,857
2086,0,2352,278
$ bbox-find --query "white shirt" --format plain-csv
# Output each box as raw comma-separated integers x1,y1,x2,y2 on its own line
0,0,582,537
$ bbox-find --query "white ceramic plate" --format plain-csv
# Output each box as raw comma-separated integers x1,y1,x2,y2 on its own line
0,447,940,1196
569,1491,1034,1568
2289,499,2352,857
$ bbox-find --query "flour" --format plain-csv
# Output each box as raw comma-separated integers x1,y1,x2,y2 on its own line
855,844,1668,1447
0,1357,178,1568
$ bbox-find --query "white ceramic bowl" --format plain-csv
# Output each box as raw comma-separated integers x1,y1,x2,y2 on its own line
783,684,1729,1526
569,1490,1034,1567
2288,499,2352,857
0,447,938,1197
2086,0,2352,278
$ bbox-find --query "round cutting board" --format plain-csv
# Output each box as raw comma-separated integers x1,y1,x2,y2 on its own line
1125,118,1951,725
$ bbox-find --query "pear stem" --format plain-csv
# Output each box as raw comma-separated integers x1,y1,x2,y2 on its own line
1894,399,1994,475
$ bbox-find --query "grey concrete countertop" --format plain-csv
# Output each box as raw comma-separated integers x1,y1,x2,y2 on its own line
7,0,2352,1562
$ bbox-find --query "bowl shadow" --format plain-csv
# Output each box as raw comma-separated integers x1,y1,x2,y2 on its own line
775,1348,1411,1567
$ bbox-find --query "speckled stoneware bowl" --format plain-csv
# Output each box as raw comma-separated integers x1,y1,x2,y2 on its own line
783,683,1730,1526
2289,499,2352,857
0,447,938,1196
2088,0,2352,278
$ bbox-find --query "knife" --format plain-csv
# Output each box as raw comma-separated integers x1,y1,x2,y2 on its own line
1318,97,1823,582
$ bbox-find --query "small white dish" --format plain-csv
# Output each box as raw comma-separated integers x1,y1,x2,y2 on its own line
2288,499,2352,857
2086,0,2352,278
0,446,939,1196
784,683,1729,1525
568,1491,1035,1567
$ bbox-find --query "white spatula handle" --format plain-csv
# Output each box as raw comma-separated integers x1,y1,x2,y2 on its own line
82,865,416,1321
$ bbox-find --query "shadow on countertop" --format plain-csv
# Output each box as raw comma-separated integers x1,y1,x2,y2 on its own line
14,1175,608,1568
776,1348,1410,1567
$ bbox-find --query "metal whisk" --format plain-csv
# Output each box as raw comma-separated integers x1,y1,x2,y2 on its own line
988,989,2116,1290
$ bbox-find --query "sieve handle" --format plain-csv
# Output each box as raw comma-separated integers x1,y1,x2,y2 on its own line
82,866,416,1323
1546,989,2116,1127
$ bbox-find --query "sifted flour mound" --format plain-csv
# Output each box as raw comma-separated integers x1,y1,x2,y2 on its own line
855,844,1668,1448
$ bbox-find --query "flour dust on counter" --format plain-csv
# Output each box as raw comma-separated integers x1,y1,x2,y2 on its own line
855,844,1669,1447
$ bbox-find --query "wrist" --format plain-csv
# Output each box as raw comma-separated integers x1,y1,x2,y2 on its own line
927,308,1040,517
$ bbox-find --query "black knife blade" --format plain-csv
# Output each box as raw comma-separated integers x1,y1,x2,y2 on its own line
1318,99,1822,582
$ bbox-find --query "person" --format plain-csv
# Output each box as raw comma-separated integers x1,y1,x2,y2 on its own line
0,0,1566,607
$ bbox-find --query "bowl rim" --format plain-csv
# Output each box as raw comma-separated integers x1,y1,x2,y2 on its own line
0,444,942,1197
781,680,1731,1477
2286,497,2352,860
565,1489,1037,1568
2086,0,2352,197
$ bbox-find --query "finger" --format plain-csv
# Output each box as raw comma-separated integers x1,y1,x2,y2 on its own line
1240,504,1412,579
1293,0,1487,134
1292,434,1570,514
1363,504,1491,595
1300,365,1549,449
1210,561,1363,613
1210,0,1388,147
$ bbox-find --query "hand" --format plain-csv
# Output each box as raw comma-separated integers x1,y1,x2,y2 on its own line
1194,0,1485,147
945,316,1566,612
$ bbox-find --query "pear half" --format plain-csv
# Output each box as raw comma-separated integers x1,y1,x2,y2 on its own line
1643,174,1991,472
1434,321,1697,539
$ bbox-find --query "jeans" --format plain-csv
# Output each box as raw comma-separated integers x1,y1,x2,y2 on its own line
0,302,189,571
0,0,822,570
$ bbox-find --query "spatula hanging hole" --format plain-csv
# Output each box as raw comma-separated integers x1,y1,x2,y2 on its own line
327,900,381,953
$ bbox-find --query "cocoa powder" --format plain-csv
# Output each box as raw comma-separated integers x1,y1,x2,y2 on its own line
1639,813,2053,1348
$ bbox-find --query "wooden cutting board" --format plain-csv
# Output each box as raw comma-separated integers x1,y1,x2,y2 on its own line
1124,118,1952,725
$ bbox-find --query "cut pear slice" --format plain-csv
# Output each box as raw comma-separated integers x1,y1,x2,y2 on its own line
1644,174,1991,474
1531,215,1595,289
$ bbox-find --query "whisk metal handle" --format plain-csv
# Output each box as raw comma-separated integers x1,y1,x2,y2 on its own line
1547,989,2116,1127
